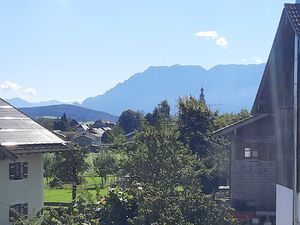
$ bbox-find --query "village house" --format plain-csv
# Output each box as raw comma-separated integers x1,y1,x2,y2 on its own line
71,132,101,146
75,122,89,133
71,128,104,152
213,3,300,224
0,99,66,224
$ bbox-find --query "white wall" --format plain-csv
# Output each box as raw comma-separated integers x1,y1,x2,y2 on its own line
276,184,293,225
0,154,43,225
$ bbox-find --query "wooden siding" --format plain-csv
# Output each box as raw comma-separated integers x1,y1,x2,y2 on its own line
230,116,276,211
231,160,276,211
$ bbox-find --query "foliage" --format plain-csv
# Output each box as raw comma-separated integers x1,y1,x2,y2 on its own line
22,118,237,225
145,100,171,125
177,96,230,193
214,109,250,130
118,109,142,134
22,97,245,224
52,144,89,204
177,96,216,157
93,151,118,187
53,113,72,131
43,153,54,186
120,121,236,225
102,130,115,144
11,213,44,225
100,188,138,225
102,125,125,144
15,189,135,225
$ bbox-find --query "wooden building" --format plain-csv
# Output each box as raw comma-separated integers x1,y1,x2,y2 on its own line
213,115,276,212
213,3,300,224
0,98,66,224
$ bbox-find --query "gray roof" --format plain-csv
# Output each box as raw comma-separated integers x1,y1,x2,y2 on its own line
252,3,300,114
0,99,65,151
286,4,300,38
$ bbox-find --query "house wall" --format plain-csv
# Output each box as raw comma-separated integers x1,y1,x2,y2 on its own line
73,136,94,145
0,154,43,225
73,135,101,146
230,116,276,211
231,160,276,211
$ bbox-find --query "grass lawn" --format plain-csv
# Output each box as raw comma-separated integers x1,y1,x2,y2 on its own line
44,189,72,203
44,151,120,203
44,176,111,203
44,188,109,203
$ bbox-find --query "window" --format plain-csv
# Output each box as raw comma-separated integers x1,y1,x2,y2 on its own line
9,203,28,222
244,147,251,158
237,142,276,161
244,147,258,159
9,162,28,180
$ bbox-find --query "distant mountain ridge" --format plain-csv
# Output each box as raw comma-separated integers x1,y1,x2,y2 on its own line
82,64,265,115
19,104,118,122
5,98,76,108
6,64,265,116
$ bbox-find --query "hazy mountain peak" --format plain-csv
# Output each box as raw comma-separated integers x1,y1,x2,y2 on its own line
82,64,264,115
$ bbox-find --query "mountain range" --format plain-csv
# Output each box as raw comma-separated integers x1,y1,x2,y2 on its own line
19,104,118,123
6,98,76,108
82,64,265,115
6,64,266,116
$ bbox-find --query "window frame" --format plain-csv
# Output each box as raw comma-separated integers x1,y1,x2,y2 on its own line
9,162,28,180
9,203,28,222
244,146,259,159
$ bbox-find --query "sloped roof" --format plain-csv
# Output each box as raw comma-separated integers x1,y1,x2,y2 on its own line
285,4,300,38
252,4,300,114
215,4,300,137
0,98,66,153
76,123,89,131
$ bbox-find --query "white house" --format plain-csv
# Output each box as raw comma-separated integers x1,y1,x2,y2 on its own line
0,98,66,224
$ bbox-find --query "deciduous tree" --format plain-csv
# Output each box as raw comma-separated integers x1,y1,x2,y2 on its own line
52,144,89,205
177,96,216,157
118,110,142,134
93,151,118,187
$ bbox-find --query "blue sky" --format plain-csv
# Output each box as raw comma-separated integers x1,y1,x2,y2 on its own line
0,0,295,102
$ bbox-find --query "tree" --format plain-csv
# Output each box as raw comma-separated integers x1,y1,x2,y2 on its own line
53,113,71,131
93,151,118,187
43,153,54,186
156,99,171,121
100,188,138,225
101,130,115,144
21,122,236,225
214,109,251,130
177,96,216,157
121,121,236,224
102,125,125,144
145,100,171,125
52,144,89,205
118,110,141,134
